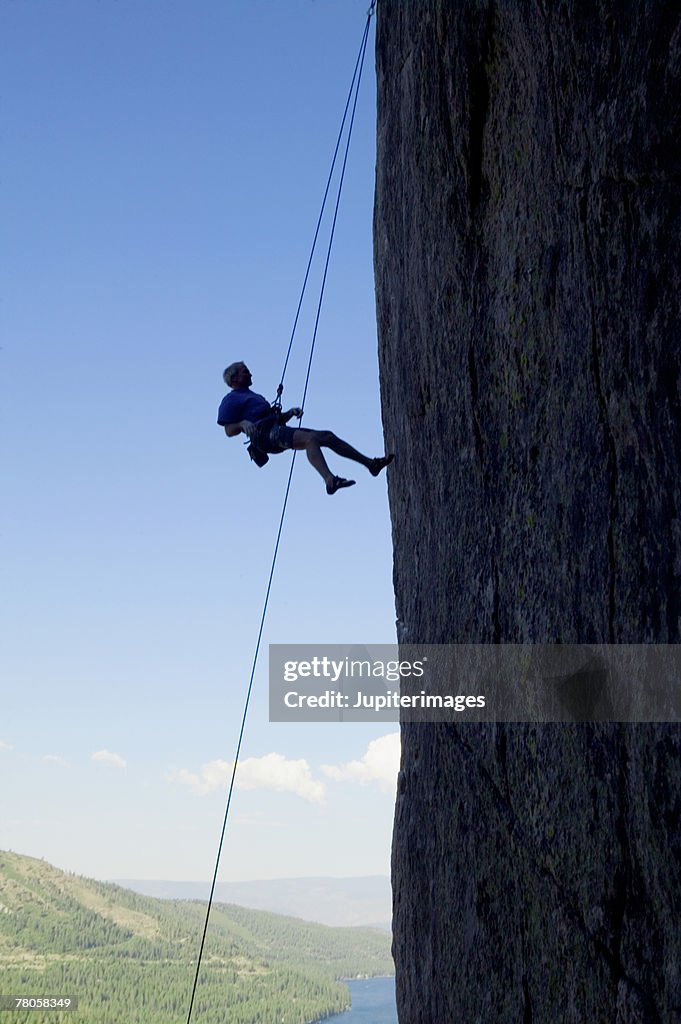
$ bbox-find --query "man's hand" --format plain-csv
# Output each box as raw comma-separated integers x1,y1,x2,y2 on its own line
224,420,258,439
240,420,257,439
283,407,303,422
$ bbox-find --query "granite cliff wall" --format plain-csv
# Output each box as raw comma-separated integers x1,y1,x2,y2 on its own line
374,3,681,1021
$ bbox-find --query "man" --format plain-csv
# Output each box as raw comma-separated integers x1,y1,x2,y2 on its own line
218,362,393,495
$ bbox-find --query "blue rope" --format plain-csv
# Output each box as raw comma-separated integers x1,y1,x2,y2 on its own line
276,6,373,404
185,9,374,1024
298,7,372,417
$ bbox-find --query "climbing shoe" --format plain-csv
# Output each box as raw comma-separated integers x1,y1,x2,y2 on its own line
326,476,356,495
369,454,394,477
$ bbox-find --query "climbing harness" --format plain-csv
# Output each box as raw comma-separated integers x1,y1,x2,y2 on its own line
185,6,376,1024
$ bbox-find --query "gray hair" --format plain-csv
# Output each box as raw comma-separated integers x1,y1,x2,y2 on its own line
223,362,244,386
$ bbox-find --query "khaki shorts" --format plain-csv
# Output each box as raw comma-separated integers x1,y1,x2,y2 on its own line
253,421,297,454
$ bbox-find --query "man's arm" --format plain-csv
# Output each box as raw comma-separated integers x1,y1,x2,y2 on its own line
224,420,256,438
281,407,303,424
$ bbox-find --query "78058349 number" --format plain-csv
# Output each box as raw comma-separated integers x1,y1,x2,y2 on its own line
0,997,77,1011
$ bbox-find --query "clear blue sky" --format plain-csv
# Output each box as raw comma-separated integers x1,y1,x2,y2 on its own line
1,0,398,883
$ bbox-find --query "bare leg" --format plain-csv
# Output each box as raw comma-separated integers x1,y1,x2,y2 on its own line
296,429,391,470
301,435,334,485
290,429,392,492
320,432,393,475
322,433,373,468
290,429,355,494
290,430,338,482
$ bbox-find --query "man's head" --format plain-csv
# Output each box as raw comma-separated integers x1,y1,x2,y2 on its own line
223,362,252,389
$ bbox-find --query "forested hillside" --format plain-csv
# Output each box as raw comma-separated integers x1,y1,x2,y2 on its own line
0,851,392,1024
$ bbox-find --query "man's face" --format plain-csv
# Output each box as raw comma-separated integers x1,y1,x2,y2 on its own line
231,364,252,388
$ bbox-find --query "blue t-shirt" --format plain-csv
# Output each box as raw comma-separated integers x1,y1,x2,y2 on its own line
217,388,272,427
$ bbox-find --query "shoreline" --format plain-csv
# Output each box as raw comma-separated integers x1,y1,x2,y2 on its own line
309,975,397,1024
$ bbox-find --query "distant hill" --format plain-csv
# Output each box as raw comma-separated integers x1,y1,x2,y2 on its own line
114,875,392,930
0,850,393,1024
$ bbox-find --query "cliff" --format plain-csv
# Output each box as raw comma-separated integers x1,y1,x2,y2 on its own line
374,2,681,1021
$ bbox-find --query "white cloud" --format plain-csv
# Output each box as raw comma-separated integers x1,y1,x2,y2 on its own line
169,762,229,795
43,754,69,767
238,753,326,804
0,740,13,751
321,732,400,794
92,749,127,769
168,752,326,805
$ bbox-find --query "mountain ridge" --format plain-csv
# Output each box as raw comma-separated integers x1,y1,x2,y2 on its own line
0,850,393,1024
112,874,392,929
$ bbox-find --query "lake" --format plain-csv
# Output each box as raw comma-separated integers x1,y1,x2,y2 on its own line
320,976,397,1023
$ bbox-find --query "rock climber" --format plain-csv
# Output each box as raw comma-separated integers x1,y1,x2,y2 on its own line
218,362,393,495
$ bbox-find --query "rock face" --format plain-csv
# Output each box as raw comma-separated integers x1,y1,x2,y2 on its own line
373,3,681,1022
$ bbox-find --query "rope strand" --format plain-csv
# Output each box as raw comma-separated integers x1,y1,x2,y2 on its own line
277,9,373,399
298,12,372,417
185,9,374,1024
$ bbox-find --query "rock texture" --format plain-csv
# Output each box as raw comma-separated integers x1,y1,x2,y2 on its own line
374,2,681,1021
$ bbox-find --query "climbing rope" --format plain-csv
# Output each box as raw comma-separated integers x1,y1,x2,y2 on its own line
185,7,375,1024
275,0,376,405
